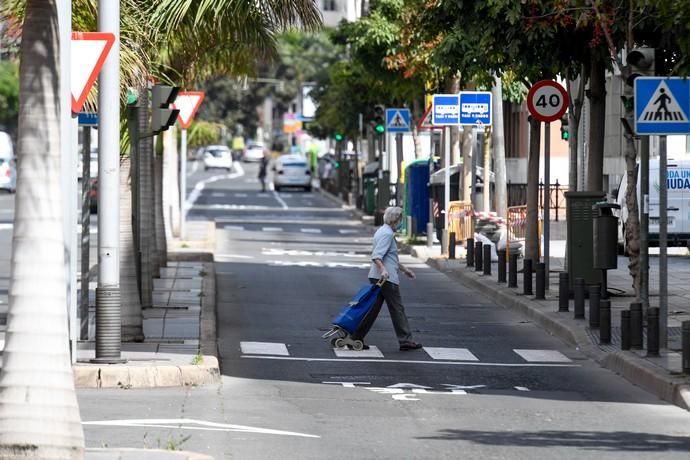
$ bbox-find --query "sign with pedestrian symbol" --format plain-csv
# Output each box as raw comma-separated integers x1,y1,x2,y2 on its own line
635,77,690,135
386,108,411,133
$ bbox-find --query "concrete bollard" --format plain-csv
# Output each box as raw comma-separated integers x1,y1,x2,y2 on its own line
681,321,690,375
599,299,611,344
588,284,601,328
427,222,434,248
574,277,585,319
647,307,660,357
621,310,631,350
466,238,474,268
630,302,643,350
483,245,492,276
497,249,507,284
475,241,483,272
448,232,456,260
523,259,533,296
535,263,545,300
508,252,518,288
558,272,569,312
441,229,448,255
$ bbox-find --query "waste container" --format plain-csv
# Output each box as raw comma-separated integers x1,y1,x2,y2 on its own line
404,159,431,235
429,165,461,242
362,162,379,215
565,191,605,291
593,202,621,270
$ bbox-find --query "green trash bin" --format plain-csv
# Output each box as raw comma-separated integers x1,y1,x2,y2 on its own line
362,162,379,215
565,191,606,291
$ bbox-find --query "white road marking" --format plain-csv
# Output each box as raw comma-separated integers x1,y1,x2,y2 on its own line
300,228,322,234
268,260,370,269
262,248,364,258
234,193,248,198
273,191,289,209
513,349,572,363
262,227,283,232
195,204,270,211
387,383,432,389
0,223,13,231
222,225,245,231
187,160,199,176
215,254,254,261
185,162,245,212
82,418,319,438
322,381,371,387
514,386,531,391
424,347,479,361
333,345,383,358
339,229,358,234
242,355,580,368
211,192,225,197
257,193,270,198
240,341,289,356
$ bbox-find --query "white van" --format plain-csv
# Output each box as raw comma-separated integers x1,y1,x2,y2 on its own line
616,158,690,250
0,131,12,159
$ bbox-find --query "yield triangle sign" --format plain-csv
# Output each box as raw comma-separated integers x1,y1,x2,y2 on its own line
417,105,442,130
172,92,205,129
70,32,115,113
638,80,689,123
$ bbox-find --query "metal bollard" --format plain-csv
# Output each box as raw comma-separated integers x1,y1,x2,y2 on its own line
630,302,643,349
475,241,483,272
647,307,660,357
508,252,518,288
535,263,545,300
621,310,631,350
448,232,456,260
466,237,474,268
588,284,601,328
483,245,492,276
599,299,611,344
574,277,585,319
523,259,533,296
681,321,690,375
427,222,434,248
558,272,569,312
497,249,507,283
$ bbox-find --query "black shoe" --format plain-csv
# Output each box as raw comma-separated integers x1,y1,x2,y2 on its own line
399,341,423,351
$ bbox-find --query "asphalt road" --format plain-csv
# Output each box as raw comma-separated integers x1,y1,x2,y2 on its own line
76,160,690,459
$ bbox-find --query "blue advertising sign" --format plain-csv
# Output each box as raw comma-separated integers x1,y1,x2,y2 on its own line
635,77,690,135
459,91,492,126
385,108,411,133
78,112,98,126
432,94,460,126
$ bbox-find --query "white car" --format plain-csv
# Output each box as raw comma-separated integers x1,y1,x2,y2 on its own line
243,143,266,162
273,154,312,192
203,145,233,171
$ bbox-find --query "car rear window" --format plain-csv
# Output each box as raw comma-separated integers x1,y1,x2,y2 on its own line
208,149,227,157
283,162,307,168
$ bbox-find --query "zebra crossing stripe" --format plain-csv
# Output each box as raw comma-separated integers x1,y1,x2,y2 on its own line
339,229,358,234
240,341,289,356
423,347,478,361
262,227,283,232
513,349,571,363
333,346,383,358
301,228,322,234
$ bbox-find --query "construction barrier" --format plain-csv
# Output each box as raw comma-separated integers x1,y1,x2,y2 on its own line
507,205,543,260
447,201,474,244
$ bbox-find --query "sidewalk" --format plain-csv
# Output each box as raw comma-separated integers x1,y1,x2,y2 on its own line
85,448,212,459
401,235,690,411
73,220,219,389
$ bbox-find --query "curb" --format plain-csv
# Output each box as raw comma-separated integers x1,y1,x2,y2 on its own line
315,186,366,221
407,245,690,411
73,253,220,389
86,448,213,460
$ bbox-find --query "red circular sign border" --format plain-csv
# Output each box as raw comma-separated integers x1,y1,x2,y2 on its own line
527,80,569,123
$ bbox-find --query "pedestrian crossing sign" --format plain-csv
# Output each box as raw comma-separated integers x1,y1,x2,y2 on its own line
386,108,411,133
635,77,690,135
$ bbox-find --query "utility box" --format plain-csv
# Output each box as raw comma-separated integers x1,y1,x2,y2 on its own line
565,191,605,290
404,159,431,235
362,162,379,215
593,202,621,270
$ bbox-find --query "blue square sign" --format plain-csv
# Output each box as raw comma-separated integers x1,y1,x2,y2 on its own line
635,77,690,135
459,91,492,126
385,108,411,133
432,94,460,126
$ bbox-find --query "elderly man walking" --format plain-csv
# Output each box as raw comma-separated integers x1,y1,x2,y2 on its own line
352,206,423,351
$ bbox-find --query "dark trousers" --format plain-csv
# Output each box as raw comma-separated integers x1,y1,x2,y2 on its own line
352,279,413,343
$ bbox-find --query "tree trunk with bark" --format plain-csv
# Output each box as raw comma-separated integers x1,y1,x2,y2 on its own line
138,89,153,308
154,150,168,268
412,98,422,158
525,117,542,264
461,127,473,203
0,2,85,456
163,127,180,237
492,76,507,217
566,73,586,192
587,58,606,192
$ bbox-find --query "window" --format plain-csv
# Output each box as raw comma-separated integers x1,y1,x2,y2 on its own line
322,0,337,12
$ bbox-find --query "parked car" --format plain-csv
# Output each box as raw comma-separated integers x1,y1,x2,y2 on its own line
243,143,266,162
203,145,233,171
273,154,312,192
0,132,16,193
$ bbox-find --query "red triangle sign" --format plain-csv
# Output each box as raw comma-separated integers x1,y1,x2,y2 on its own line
70,32,115,113
173,92,205,129
417,105,442,131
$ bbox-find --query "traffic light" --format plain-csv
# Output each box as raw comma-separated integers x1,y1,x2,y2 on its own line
560,116,569,140
334,133,343,142
371,104,385,134
152,84,180,134
626,46,655,85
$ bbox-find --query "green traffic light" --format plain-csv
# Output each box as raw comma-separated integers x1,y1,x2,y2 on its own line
335,133,343,141
375,124,385,134
561,128,569,141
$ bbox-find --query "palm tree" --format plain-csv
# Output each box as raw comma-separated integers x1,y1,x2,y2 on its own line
0,0,85,458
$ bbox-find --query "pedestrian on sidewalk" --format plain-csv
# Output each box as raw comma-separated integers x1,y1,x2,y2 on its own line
352,206,423,351
258,153,269,192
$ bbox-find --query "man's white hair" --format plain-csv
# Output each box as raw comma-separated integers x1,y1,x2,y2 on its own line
383,206,403,225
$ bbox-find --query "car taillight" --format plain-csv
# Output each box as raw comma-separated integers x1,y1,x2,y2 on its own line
306,170,311,176
278,170,284,175
4,167,10,177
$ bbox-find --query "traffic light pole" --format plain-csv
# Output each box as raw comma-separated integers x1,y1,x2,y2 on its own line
640,136,650,311
659,135,668,348
180,128,187,240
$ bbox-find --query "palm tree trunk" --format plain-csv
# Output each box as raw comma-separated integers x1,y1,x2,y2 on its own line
154,150,168,268
120,156,144,341
138,89,153,308
0,1,85,457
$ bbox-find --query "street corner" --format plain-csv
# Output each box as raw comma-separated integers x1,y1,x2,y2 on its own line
180,356,221,386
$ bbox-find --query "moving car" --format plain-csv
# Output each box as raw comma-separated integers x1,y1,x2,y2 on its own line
273,154,312,192
0,132,16,193
202,145,233,171
243,143,266,162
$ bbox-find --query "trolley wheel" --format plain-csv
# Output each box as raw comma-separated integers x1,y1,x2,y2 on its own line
329,337,339,347
352,341,364,351
335,338,346,348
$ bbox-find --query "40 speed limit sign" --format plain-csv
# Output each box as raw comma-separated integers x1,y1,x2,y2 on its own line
527,80,569,123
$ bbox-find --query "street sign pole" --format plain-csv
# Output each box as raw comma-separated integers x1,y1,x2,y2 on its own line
180,128,188,240
544,122,551,290
444,126,450,254
640,137,650,311
659,135,668,348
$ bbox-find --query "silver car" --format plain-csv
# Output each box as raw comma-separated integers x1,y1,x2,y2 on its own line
273,154,312,192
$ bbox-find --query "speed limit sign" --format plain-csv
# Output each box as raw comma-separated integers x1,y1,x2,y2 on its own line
527,80,569,123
